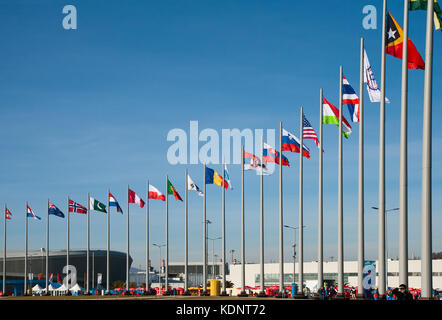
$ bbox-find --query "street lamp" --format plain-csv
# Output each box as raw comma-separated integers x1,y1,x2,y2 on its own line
229,249,236,264
153,243,165,287
284,225,306,288
207,236,222,280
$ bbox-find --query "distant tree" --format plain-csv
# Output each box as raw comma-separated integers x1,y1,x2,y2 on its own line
112,280,125,289
226,281,234,288
432,252,442,259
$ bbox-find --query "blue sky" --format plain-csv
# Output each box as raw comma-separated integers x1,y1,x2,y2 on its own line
0,0,441,270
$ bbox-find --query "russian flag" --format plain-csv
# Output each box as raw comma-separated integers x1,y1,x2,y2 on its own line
263,143,290,167
282,129,310,159
27,205,41,220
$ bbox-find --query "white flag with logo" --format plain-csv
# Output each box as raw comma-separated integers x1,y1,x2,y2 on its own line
364,49,390,103
187,175,204,196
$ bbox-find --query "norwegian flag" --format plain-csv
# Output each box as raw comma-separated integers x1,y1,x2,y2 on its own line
302,113,320,149
5,207,12,220
68,199,87,214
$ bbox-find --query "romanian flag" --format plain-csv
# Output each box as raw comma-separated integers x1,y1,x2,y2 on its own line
205,167,228,189
409,0,442,31
386,12,425,69
167,179,183,201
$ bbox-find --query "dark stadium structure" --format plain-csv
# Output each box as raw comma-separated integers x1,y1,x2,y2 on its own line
0,249,131,294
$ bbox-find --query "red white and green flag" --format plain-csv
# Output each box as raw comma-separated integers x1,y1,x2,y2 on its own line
167,179,183,201
322,96,352,138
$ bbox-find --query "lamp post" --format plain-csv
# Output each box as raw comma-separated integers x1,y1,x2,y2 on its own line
284,225,306,292
153,243,165,287
207,236,222,280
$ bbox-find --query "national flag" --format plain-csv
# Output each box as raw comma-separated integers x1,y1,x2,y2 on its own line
187,175,204,196
282,128,310,159
109,193,123,213
89,197,107,213
129,188,146,207
342,75,360,122
322,96,352,139
68,200,87,214
167,179,183,201
302,113,320,149
243,151,269,174
205,167,229,189
148,184,166,201
386,12,425,69
409,0,442,31
48,203,65,218
363,49,390,103
27,205,41,220
223,164,233,189
5,207,12,220
263,143,290,166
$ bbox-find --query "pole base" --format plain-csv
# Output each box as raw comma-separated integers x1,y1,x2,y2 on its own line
293,293,305,299
335,293,346,300
275,292,287,298
237,291,248,297
256,291,268,297
310,294,320,300
219,291,229,296
182,291,192,296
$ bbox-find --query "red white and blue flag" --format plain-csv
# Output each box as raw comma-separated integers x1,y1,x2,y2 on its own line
48,203,65,218
342,75,360,123
302,113,320,149
5,207,12,220
243,151,269,174
109,193,123,213
282,128,310,159
27,205,41,220
68,199,87,214
263,143,290,167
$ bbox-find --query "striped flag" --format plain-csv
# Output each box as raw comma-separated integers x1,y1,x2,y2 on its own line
302,113,320,148
322,96,352,138
109,193,123,213
342,75,360,122
129,188,146,207
5,207,12,220
27,205,41,220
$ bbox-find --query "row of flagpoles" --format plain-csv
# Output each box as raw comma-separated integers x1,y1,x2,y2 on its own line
1,0,437,298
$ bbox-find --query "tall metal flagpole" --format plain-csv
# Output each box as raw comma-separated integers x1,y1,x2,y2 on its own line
298,106,304,297
221,158,227,295
3,205,6,295
126,185,130,291
399,0,409,288
107,190,110,293
87,193,90,293
202,164,207,295
378,0,387,298
46,199,49,292
239,145,247,296
278,121,284,296
258,135,266,297
358,37,365,299
67,196,70,284
146,180,150,292
421,0,434,300
24,202,28,295
165,175,169,294
338,65,344,298
318,89,324,289
184,171,189,294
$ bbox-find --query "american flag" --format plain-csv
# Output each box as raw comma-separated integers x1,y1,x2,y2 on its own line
302,113,320,148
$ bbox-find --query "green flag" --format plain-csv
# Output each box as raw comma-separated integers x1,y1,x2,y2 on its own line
90,197,107,213
409,0,442,31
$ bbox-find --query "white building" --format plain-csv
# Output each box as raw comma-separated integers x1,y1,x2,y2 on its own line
227,259,442,291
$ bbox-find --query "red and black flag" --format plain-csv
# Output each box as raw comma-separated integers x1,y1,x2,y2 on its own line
386,12,425,70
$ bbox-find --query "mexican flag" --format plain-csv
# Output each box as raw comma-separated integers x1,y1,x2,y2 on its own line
167,179,183,201
90,197,107,213
323,96,352,139
409,0,442,31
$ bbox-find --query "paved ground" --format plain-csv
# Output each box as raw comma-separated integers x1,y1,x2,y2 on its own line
0,295,310,300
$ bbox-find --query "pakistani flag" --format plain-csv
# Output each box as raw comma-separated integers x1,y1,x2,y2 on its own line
409,0,442,31
90,197,107,213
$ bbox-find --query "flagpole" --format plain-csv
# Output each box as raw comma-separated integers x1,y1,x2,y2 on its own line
318,88,324,291
126,185,130,291
46,198,49,292
107,189,110,293
146,180,150,293
239,144,247,297
165,175,169,294
378,0,387,298
337,65,344,298
87,193,90,293
184,171,189,295
278,121,284,297
203,163,207,295
358,37,365,299
221,158,227,295
24,201,28,295
298,106,304,297
3,205,6,295
67,196,70,286
421,0,434,300
258,135,266,297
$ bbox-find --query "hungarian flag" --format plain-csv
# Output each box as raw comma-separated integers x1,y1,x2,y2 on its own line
89,197,107,213
5,207,12,220
148,184,166,201
322,96,352,138
129,188,145,208
69,199,87,214
167,179,183,201
386,12,425,69
409,0,442,31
